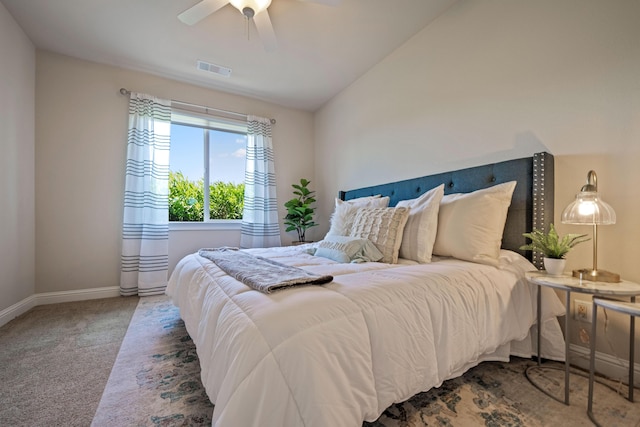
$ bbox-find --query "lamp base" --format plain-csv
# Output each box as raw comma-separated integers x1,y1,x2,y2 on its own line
572,269,621,283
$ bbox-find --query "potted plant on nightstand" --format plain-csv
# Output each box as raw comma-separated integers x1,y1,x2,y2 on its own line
520,223,590,275
284,178,318,244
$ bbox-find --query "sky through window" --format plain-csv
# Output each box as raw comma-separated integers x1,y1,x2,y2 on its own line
169,123,246,184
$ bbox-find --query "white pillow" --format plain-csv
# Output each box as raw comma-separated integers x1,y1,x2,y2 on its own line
326,196,390,237
349,207,410,264
396,184,445,263
432,181,516,266
314,235,384,263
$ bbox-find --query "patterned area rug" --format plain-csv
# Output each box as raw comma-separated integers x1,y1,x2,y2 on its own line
92,296,213,426
366,363,639,427
93,296,640,426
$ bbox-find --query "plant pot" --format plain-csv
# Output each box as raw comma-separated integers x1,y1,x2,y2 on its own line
544,257,566,276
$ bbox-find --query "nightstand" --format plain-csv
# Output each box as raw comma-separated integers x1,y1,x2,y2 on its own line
525,271,640,405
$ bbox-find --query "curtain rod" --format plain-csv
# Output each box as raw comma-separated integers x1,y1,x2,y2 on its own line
119,88,276,125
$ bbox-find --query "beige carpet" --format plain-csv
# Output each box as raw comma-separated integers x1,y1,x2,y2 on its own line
0,297,138,427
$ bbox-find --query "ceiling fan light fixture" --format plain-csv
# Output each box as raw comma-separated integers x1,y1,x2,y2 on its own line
229,0,272,16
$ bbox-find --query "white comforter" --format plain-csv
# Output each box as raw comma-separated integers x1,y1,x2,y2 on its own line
167,246,565,427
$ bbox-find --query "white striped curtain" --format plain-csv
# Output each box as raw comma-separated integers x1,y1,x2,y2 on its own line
120,93,172,296
240,115,282,248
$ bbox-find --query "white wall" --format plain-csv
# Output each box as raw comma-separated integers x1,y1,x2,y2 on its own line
35,51,314,294
0,3,36,313
315,0,640,364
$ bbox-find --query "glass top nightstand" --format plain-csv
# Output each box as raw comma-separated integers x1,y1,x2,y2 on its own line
525,271,640,405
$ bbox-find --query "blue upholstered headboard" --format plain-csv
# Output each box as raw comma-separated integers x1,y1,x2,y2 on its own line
338,152,554,268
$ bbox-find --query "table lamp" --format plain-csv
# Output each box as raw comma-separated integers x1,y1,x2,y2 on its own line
561,170,620,283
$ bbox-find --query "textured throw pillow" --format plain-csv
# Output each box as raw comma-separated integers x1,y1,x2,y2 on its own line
326,196,390,237
349,207,411,264
314,235,384,263
396,184,445,263
432,181,516,266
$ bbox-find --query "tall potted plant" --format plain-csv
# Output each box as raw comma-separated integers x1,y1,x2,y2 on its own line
284,178,318,243
520,223,589,275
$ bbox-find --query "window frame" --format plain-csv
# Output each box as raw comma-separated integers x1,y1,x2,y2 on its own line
169,219,242,231
170,108,247,224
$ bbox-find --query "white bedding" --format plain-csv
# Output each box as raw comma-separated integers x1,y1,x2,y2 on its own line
166,245,565,427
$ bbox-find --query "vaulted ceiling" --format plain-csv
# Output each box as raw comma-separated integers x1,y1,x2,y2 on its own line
1,0,457,111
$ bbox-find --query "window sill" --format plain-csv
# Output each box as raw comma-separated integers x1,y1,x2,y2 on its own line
169,220,242,231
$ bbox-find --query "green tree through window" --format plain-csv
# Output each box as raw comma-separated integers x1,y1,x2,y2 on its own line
169,172,244,221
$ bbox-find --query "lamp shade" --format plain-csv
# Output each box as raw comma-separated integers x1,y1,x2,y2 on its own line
561,191,616,225
561,170,616,225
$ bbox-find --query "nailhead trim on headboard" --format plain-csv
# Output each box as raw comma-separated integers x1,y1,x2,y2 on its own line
532,152,555,270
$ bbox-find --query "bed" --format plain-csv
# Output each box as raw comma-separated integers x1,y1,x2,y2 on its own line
166,152,566,426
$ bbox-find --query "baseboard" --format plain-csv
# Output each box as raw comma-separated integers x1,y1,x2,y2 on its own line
570,343,640,388
34,286,121,305
0,286,121,328
0,295,38,329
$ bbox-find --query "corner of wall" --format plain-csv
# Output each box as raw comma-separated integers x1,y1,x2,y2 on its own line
0,1,37,313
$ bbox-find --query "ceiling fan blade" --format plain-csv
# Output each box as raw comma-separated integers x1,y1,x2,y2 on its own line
178,0,230,25
253,10,278,52
298,0,343,6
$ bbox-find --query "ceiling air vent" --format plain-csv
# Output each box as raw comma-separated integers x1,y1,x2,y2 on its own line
197,60,232,77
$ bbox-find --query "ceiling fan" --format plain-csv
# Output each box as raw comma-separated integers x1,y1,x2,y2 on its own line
178,0,341,52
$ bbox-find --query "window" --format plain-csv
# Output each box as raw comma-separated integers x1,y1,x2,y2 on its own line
169,109,247,222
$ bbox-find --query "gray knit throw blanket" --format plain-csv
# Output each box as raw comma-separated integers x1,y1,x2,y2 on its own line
198,248,333,293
